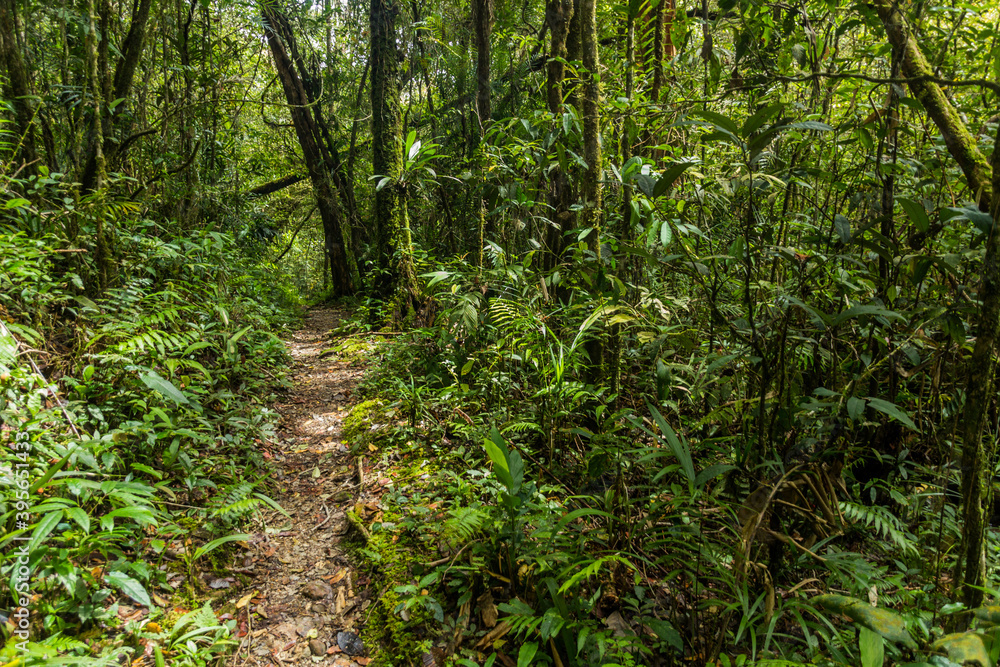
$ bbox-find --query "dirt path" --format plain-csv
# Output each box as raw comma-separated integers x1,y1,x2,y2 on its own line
238,309,373,666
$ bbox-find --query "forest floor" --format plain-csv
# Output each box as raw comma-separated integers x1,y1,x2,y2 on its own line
235,309,375,667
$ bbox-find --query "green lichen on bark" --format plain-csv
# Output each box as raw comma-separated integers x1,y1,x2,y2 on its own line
370,0,419,317
874,0,993,209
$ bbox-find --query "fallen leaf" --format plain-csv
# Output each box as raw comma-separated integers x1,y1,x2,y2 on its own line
236,591,256,609
324,568,347,584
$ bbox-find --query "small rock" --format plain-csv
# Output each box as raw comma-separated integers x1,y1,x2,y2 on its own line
302,581,333,600
336,631,365,656
297,618,317,637
309,639,326,656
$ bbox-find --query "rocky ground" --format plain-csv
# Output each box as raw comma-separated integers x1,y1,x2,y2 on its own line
231,309,375,667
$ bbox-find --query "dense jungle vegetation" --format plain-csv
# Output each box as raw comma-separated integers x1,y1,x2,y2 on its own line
3,0,1000,663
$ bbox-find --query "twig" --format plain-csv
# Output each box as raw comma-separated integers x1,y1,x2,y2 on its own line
315,503,332,529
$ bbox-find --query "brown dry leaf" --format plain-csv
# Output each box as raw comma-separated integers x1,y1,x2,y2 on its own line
236,591,256,609
478,591,498,629
325,568,347,584
474,620,510,649
334,587,346,615
356,659,372,665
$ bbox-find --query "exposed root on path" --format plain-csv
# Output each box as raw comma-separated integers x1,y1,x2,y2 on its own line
234,309,373,667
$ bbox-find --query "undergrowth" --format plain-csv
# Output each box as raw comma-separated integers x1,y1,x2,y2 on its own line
0,188,301,664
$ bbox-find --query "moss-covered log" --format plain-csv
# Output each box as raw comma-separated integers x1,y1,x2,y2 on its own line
873,0,992,210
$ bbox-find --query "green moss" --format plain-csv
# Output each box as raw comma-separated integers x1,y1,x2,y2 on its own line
352,518,431,666
343,399,387,452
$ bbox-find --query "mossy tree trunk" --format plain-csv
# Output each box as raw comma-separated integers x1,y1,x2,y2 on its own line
262,4,359,297
542,0,575,272
579,0,604,383
85,0,110,291
472,0,492,269
873,0,992,210
953,127,1000,614
370,0,419,318
0,0,38,173
79,0,153,193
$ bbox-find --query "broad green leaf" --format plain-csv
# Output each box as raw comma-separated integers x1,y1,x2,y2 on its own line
832,305,906,327
691,109,740,135
897,197,930,233
865,397,917,430
812,594,916,648
694,464,735,489
944,204,993,234
484,429,514,491
660,220,673,247
835,214,851,243
647,618,683,652
847,397,866,422
508,450,524,495
860,626,885,667
140,371,190,406
554,507,616,532
973,606,1000,624
105,571,152,607
634,173,655,197
653,158,698,198
30,511,63,554
741,103,784,137
65,506,90,533
193,533,250,561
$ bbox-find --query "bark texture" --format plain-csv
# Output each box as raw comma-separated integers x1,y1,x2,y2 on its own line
542,0,576,271
473,0,493,126
370,0,418,315
953,129,1000,613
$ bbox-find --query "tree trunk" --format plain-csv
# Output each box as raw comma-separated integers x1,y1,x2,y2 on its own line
953,124,1000,615
79,0,154,192
262,4,359,296
542,0,575,271
473,0,493,127
580,0,604,383
85,0,110,291
0,0,39,172
370,0,419,318
873,0,992,210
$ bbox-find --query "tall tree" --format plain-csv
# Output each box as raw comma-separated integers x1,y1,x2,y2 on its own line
79,0,154,192
370,0,418,316
542,0,575,271
262,3,359,296
0,0,39,172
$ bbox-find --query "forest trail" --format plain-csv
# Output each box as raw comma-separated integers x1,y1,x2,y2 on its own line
238,309,374,667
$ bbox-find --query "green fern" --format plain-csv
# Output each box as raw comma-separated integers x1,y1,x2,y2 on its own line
208,482,261,523
839,501,918,555
442,506,486,545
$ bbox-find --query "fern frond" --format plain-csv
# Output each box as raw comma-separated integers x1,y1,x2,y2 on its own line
839,501,917,555
442,506,486,544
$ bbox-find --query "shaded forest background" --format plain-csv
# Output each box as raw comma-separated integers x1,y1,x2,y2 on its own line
3,0,1000,663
